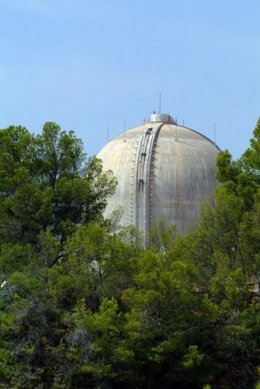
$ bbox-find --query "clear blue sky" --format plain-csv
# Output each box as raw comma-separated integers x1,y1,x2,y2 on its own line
1,0,260,159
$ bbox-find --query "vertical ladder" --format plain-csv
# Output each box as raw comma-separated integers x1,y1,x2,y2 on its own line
131,123,165,243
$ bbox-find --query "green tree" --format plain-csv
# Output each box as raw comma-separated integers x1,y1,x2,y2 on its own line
0,122,116,246
0,122,117,388
0,118,259,389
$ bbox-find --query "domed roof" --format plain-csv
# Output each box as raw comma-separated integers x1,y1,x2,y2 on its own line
97,113,220,240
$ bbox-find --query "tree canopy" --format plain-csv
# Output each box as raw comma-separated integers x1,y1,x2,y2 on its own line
0,120,259,389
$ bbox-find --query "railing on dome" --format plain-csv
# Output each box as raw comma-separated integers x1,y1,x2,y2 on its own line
128,121,166,243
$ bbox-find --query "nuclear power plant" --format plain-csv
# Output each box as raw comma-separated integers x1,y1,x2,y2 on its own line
97,112,220,241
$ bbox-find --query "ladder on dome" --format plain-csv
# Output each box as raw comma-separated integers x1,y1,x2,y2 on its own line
128,123,164,243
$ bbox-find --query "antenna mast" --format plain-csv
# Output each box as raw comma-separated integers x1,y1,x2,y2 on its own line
159,92,161,114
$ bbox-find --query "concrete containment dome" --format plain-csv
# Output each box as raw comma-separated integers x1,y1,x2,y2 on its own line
97,113,220,240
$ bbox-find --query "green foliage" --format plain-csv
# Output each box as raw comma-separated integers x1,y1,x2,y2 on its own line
243,117,260,177
0,122,116,245
149,216,177,251
0,119,259,388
